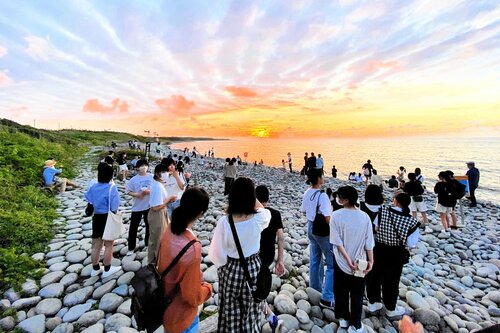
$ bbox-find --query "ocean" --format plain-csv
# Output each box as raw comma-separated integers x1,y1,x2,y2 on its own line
171,137,500,205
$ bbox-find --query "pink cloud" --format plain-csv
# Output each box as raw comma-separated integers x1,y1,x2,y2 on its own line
0,71,12,86
155,95,195,116
351,60,402,74
82,98,129,114
225,86,258,98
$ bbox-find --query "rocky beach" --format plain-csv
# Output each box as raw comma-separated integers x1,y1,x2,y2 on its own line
1,149,499,333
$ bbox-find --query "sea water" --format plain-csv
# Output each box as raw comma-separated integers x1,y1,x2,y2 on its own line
171,137,500,205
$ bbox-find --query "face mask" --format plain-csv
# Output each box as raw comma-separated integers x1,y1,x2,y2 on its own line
336,197,343,206
139,166,148,173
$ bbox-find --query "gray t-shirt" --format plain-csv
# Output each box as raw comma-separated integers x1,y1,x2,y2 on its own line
330,208,375,275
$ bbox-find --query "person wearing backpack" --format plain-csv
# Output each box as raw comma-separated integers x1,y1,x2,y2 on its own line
156,187,212,333
434,171,457,235
208,177,271,332
404,173,432,233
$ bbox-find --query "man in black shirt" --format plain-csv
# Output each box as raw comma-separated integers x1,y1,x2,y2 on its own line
256,185,285,276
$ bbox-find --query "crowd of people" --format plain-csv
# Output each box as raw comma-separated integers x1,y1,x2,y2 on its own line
78,143,484,333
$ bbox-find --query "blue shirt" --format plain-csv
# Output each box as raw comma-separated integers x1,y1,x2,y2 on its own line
43,167,62,185
466,167,480,188
85,183,120,214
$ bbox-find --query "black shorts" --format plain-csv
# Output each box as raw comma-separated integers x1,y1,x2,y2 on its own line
92,213,108,239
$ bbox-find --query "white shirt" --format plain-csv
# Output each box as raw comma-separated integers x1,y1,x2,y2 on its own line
126,173,154,211
163,173,185,199
208,208,271,267
364,203,381,227
330,208,375,275
301,188,332,222
149,180,168,208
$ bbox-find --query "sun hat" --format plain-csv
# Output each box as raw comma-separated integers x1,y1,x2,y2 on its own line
44,159,56,167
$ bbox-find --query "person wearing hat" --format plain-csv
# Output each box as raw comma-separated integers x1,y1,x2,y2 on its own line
466,162,480,207
42,159,80,192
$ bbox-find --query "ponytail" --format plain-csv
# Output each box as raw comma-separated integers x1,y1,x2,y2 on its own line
170,187,210,235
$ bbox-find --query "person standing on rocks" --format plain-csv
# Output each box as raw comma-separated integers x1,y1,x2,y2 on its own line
362,160,373,184
223,158,237,196
330,185,374,333
84,163,122,278
368,170,385,190
255,185,285,276
157,187,213,333
466,161,479,207
148,164,177,264
332,165,338,178
434,171,457,234
161,157,186,220
316,153,324,175
404,173,432,233
126,159,154,255
300,168,335,309
208,177,271,332
287,152,292,173
303,152,309,175
366,192,419,319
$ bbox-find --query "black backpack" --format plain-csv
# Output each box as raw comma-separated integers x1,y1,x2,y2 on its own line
451,180,466,200
130,240,197,333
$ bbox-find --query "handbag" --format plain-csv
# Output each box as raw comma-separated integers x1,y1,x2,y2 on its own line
312,191,330,237
102,185,125,241
228,214,271,303
84,203,94,217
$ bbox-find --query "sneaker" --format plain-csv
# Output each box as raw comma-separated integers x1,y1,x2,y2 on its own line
319,299,335,310
348,323,366,333
367,302,383,313
424,226,433,233
102,266,121,279
386,305,406,318
90,268,102,277
126,250,134,256
450,225,458,230
339,319,349,328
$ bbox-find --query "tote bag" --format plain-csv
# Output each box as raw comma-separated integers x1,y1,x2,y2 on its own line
102,185,125,241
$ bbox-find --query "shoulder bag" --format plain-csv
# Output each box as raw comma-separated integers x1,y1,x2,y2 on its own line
228,214,271,303
102,185,125,241
312,191,330,237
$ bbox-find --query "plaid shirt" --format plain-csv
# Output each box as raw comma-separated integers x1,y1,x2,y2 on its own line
376,207,418,246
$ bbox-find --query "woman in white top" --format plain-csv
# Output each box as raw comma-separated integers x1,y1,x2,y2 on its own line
147,164,176,264
208,177,271,333
161,157,185,220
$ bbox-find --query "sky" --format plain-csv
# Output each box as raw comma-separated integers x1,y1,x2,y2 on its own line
0,0,499,138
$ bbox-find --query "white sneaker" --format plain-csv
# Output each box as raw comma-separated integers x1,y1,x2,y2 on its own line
424,226,433,233
367,302,383,313
90,268,102,277
348,323,366,333
126,250,134,256
339,318,349,328
386,305,406,318
102,266,121,279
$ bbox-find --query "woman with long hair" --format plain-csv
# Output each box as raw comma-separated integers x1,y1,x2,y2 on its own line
366,192,419,319
158,187,213,333
208,177,271,332
360,184,384,232
300,168,334,309
223,158,237,195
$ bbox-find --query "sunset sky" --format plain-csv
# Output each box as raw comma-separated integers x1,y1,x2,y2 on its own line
0,0,499,138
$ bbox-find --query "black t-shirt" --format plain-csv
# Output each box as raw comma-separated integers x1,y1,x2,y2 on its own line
104,156,114,165
434,182,456,207
259,207,283,267
404,181,424,196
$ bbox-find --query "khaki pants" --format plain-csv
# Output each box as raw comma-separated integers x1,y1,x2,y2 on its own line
147,208,167,264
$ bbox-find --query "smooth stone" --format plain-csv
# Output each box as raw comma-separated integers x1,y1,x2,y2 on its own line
66,264,84,273
41,271,65,287
274,294,297,315
296,309,310,324
414,308,441,325
93,280,117,299
77,309,105,327
12,296,41,310
122,260,141,272
45,317,62,331
66,250,87,263
406,291,430,310
60,273,79,287
98,293,123,312
297,299,312,314
488,291,500,304
306,287,322,306
53,323,74,333
49,262,70,272
113,284,128,297
278,314,300,330
117,272,135,286
63,302,93,322
0,317,15,331
21,280,39,296
117,299,132,315
38,283,65,298
35,298,62,316
203,265,218,283
104,313,131,331
17,314,46,333
461,276,474,288
63,286,94,307
81,323,104,333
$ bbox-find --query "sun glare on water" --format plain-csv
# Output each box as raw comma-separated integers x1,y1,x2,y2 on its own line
251,128,270,138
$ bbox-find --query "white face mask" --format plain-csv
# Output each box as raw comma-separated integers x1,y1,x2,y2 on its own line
336,197,343,206
139,166,148,173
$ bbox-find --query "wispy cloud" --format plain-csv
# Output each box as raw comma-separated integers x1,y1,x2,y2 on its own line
225,86,258,98
0,71,12,86
155,95,196,116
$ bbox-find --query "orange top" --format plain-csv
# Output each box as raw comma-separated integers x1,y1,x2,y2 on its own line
157,226,212,333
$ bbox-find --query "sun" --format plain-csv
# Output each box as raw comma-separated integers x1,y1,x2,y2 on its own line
251,127,270,138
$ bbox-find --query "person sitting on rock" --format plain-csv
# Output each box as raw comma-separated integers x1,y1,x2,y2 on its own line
42,159,80,192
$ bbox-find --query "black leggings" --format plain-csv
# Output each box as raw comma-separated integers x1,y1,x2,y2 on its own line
128,209,149,250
